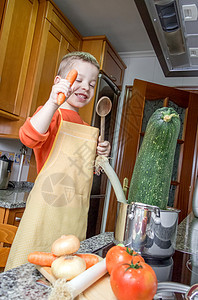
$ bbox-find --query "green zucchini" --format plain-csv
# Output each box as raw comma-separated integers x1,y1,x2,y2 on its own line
128,107,180,209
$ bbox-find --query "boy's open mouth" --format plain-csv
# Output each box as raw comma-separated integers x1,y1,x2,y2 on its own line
76,93,88,101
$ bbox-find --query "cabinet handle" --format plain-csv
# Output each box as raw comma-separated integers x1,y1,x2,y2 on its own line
15,217,21,222
110,75,117,82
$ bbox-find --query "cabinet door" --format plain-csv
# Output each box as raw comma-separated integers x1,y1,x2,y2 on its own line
0,0,38,116
80,37,126,124
0,0,5,24
0,207,24,227
23,0,82,116
102,42,126,88
29,20,71,115
106,79,198,231
82,37,126,88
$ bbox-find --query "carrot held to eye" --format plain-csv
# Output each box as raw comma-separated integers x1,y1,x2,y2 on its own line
57,69,78,105
28,251,57,267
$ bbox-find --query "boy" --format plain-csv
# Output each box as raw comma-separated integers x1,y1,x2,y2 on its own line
20,51,110,173
5,52,110,270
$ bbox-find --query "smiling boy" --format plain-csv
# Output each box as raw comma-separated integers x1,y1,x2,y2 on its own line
20,52,110,173
5,52,110,270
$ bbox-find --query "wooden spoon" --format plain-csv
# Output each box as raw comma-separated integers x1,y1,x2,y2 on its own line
96,96,112,141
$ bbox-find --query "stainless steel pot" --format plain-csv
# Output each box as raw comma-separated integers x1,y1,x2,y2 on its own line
0,155,13,189
114,202,180,259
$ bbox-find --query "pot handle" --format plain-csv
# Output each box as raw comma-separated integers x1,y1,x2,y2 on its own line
154,207,161,225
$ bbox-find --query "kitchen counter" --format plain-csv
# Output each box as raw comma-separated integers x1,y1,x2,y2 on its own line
176,212,198,254
0,213,197,299
0,181,33,209
0,232,114,300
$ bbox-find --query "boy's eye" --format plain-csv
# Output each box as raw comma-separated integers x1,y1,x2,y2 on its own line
90,83,95,88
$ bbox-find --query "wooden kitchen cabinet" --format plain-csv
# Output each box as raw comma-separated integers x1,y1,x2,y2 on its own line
0,0,82,138
102,42,125,87
0,1,6,25
0,0,38,120
82,36,126,88
79,35,126,124
0,2,125,136
24,0,82,117
0,207,25,227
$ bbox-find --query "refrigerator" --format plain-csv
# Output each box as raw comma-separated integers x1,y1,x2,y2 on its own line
86,72,121,238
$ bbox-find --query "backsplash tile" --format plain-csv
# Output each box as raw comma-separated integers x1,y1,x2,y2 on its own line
0,138,32,182
0,150,31,166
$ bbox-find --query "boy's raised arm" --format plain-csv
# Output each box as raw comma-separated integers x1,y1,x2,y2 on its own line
30,78,71,134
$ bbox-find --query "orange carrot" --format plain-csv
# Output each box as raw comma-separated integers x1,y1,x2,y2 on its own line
57,69,78,105
76,253,100,269
57,93,65,106
28,251,57,267
66,69,78,85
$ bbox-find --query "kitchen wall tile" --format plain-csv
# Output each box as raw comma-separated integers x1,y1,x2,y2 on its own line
14,153,21,164
24,155,31,166
0,138,32,182
7,152,15,161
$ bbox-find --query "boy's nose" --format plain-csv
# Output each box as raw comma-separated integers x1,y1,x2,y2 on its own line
81,81,89,90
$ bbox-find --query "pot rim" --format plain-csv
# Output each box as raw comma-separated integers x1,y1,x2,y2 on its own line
124,201,181,213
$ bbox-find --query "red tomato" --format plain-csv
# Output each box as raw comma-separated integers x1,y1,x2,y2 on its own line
106,245,144,274
110,261,158,300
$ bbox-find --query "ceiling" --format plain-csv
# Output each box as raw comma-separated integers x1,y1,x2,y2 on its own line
53,0,153,53
53,0,198,76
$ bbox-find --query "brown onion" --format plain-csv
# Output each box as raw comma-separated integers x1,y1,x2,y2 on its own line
51,235,80,256
51,255,86,280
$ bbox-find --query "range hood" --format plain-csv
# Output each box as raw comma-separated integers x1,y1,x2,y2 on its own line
135,0,198,77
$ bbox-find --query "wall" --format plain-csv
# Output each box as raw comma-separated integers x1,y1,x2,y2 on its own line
120,50,198,87
0,138,32,182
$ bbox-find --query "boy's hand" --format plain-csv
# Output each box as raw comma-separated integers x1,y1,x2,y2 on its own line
29,77,73,134
97,136,111,157
49,78,72,106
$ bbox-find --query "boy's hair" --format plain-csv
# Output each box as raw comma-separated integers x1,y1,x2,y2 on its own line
57,51,100,78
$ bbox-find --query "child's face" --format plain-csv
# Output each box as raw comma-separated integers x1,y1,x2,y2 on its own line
65,60,99,111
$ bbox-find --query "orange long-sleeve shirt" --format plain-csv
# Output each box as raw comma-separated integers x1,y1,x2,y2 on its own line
19,108,88,174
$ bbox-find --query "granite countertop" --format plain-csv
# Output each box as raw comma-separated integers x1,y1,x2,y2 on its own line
0,181,33,209
0,232,114,300
175,212,198,254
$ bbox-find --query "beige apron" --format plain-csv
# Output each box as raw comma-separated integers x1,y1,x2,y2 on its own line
5,112,99,271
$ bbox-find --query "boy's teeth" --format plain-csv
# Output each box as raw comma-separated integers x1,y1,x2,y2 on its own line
78,94,86,99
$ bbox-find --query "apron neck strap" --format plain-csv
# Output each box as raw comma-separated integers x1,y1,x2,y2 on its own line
58,108,63,120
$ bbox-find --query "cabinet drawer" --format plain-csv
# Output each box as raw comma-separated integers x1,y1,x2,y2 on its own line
10,210,24,227
0,207,25,227
102,42,125,88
